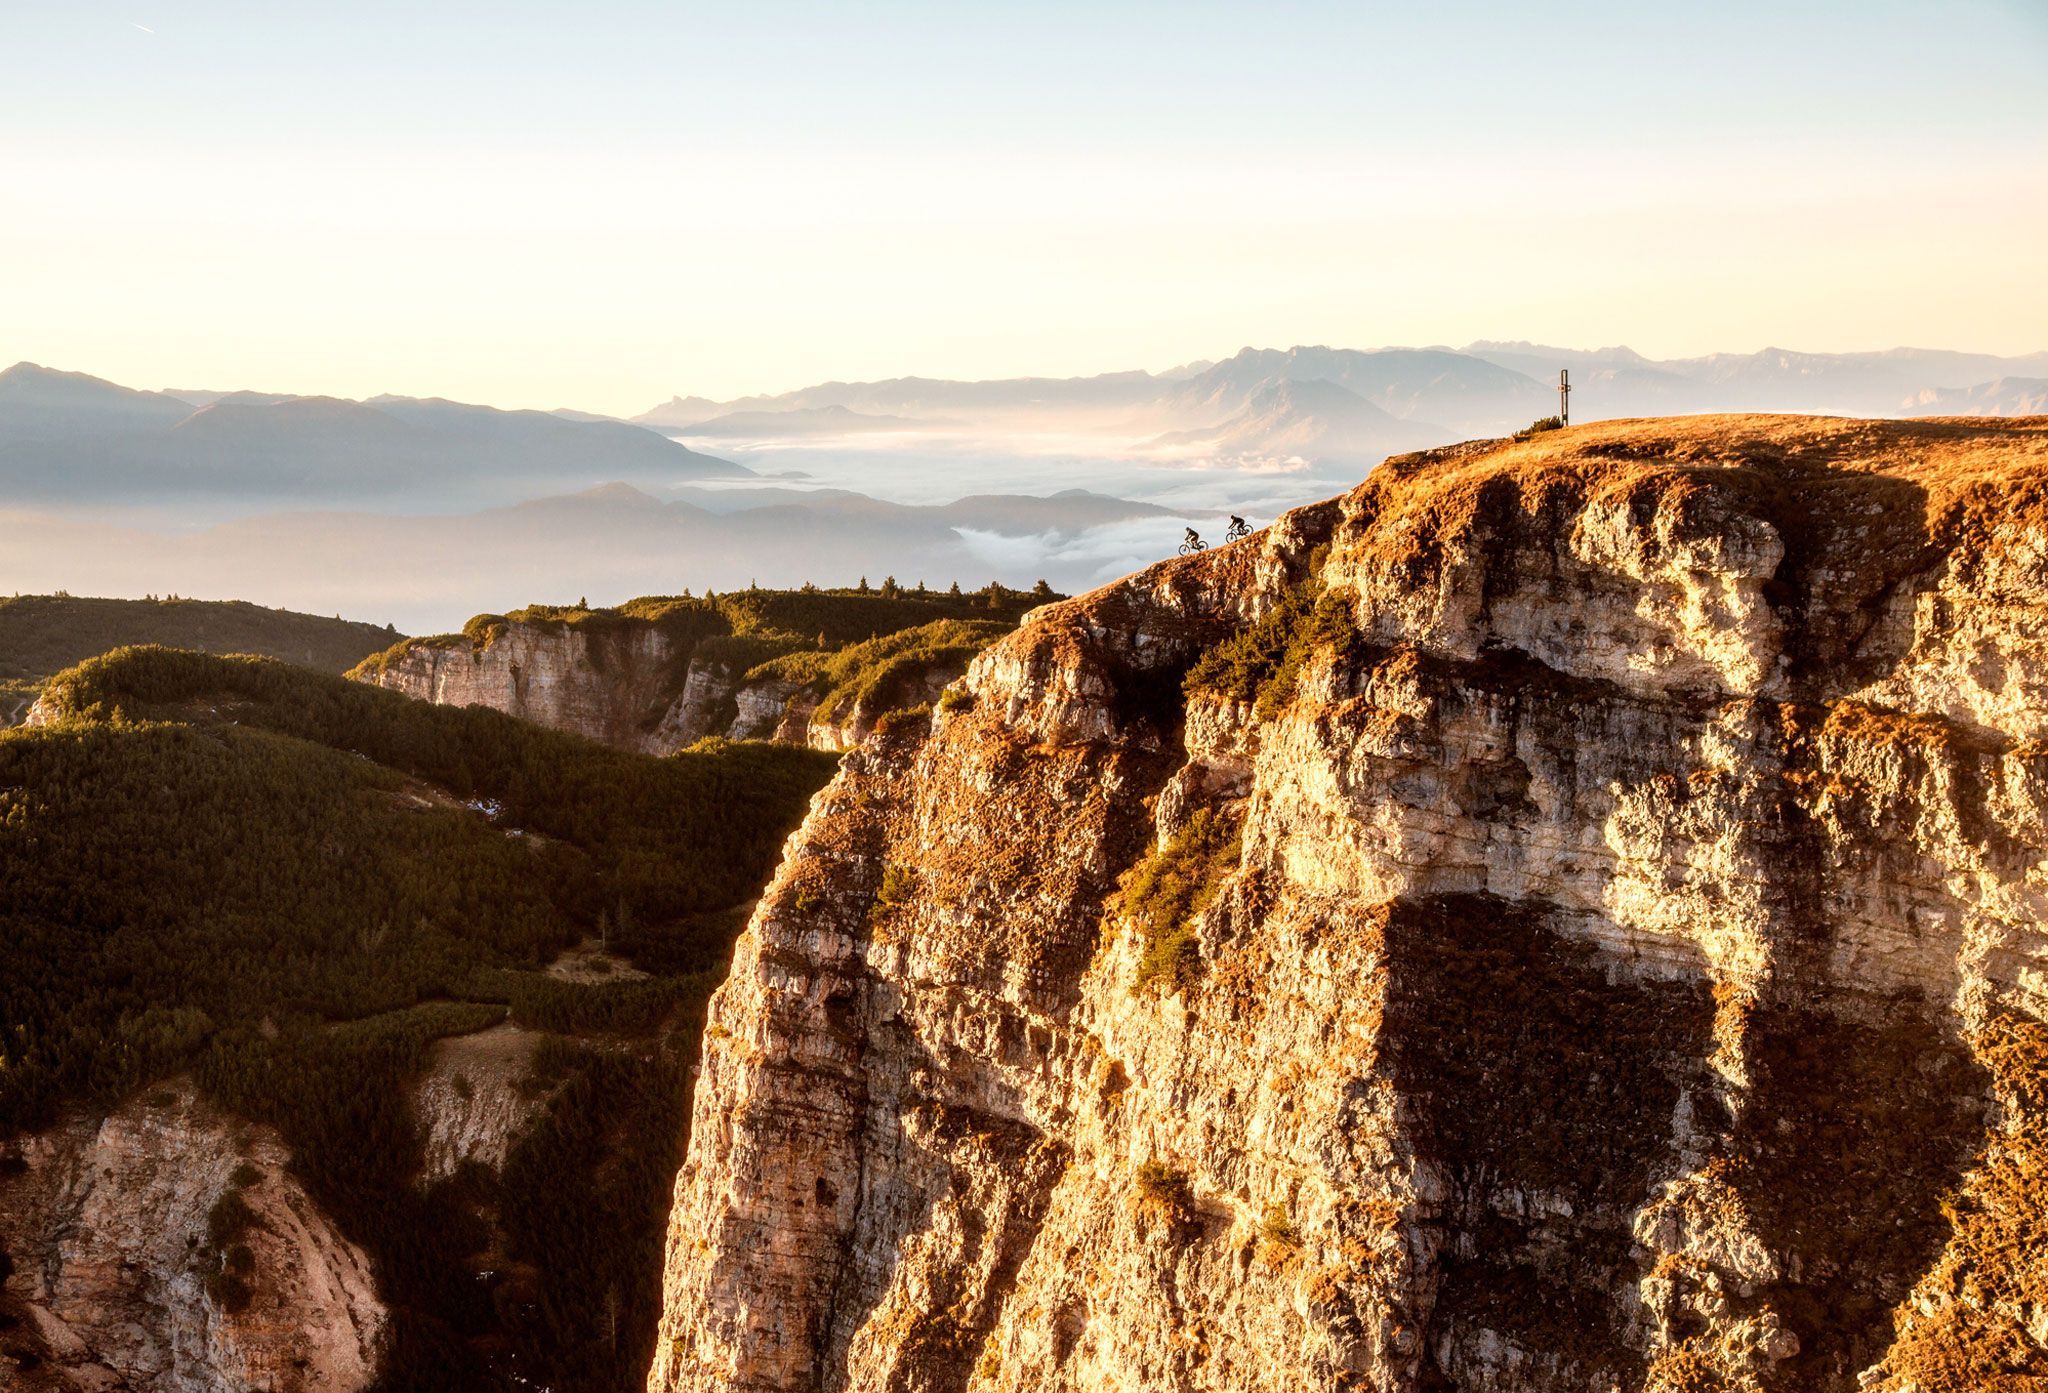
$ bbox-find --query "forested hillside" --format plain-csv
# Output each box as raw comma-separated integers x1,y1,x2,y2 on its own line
0,593,398,723
0,647,837,1391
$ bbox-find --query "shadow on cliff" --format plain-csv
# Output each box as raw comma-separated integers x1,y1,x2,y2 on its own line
1731,997,1988,1391
1730,451,1991,1390
1379,895,1719,1390
1742,453,1935,695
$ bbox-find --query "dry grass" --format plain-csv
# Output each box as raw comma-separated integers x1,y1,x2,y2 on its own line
1254,1201,1304,1273
1131,1161,1198,1241
1366,415,2048,537
1871,1013,2048,1392
1643,1342,1742,1393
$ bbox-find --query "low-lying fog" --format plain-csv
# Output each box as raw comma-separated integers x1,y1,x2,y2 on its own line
0,432,1346,636
8,340,2043,634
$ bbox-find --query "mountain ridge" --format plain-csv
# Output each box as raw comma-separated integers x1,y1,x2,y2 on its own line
1150,375,1445,463
1903,376,2048,417
628,341,2048,457
0,592,400,725
0,363,751,509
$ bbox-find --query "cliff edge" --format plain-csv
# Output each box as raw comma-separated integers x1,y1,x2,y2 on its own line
648,415,2048,1393
353,590,1044,755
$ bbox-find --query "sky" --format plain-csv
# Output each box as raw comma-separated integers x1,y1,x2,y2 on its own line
4,0,2046,416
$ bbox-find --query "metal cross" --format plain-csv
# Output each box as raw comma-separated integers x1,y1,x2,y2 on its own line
1559,369,1571,427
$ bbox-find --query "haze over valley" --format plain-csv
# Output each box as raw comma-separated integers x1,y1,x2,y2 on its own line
9,2,2048,1390
6,341,2044,632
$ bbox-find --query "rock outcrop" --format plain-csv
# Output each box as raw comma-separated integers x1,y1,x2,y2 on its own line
648,416,2048,1393
357,619,713,754
412,1022,549,1185
355,604,1013,755
0,1081,385,1393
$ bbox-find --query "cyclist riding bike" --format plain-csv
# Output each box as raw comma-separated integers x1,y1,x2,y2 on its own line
1179,527,1207,556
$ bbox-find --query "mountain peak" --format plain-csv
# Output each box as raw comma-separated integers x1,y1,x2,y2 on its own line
573,481,664,506
0,361,196,416
0,361,169,396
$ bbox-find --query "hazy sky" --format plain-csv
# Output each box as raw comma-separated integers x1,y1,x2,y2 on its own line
6,0,2046,414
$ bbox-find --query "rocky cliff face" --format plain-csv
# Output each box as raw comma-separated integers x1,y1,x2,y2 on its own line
648,416,2048,1393
359,623,970,755
0,1081,384,1393
358,621,713,754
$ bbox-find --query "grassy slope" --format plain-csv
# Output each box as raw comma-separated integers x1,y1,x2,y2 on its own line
1,647,838,1392
750,617,1013,723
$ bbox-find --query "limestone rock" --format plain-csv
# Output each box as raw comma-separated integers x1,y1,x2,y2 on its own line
0,1081,385,1393
647,416,2048,1393
412,1021,547,1185
356,620,963,755
355,619,716,754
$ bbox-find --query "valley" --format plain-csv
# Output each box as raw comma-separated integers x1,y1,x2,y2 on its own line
9,342,2047,637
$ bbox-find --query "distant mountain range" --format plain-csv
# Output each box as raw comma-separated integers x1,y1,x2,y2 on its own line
0,363,748,508
12,344,2042,517
633,341,2048,466
681,404,942,438
6,342,2043,635
1901,377,2048,417
1166,346,1546,437
1151,377,1444,464
0,480,1194,633
634,369,1170,430
1462,342,2048,419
